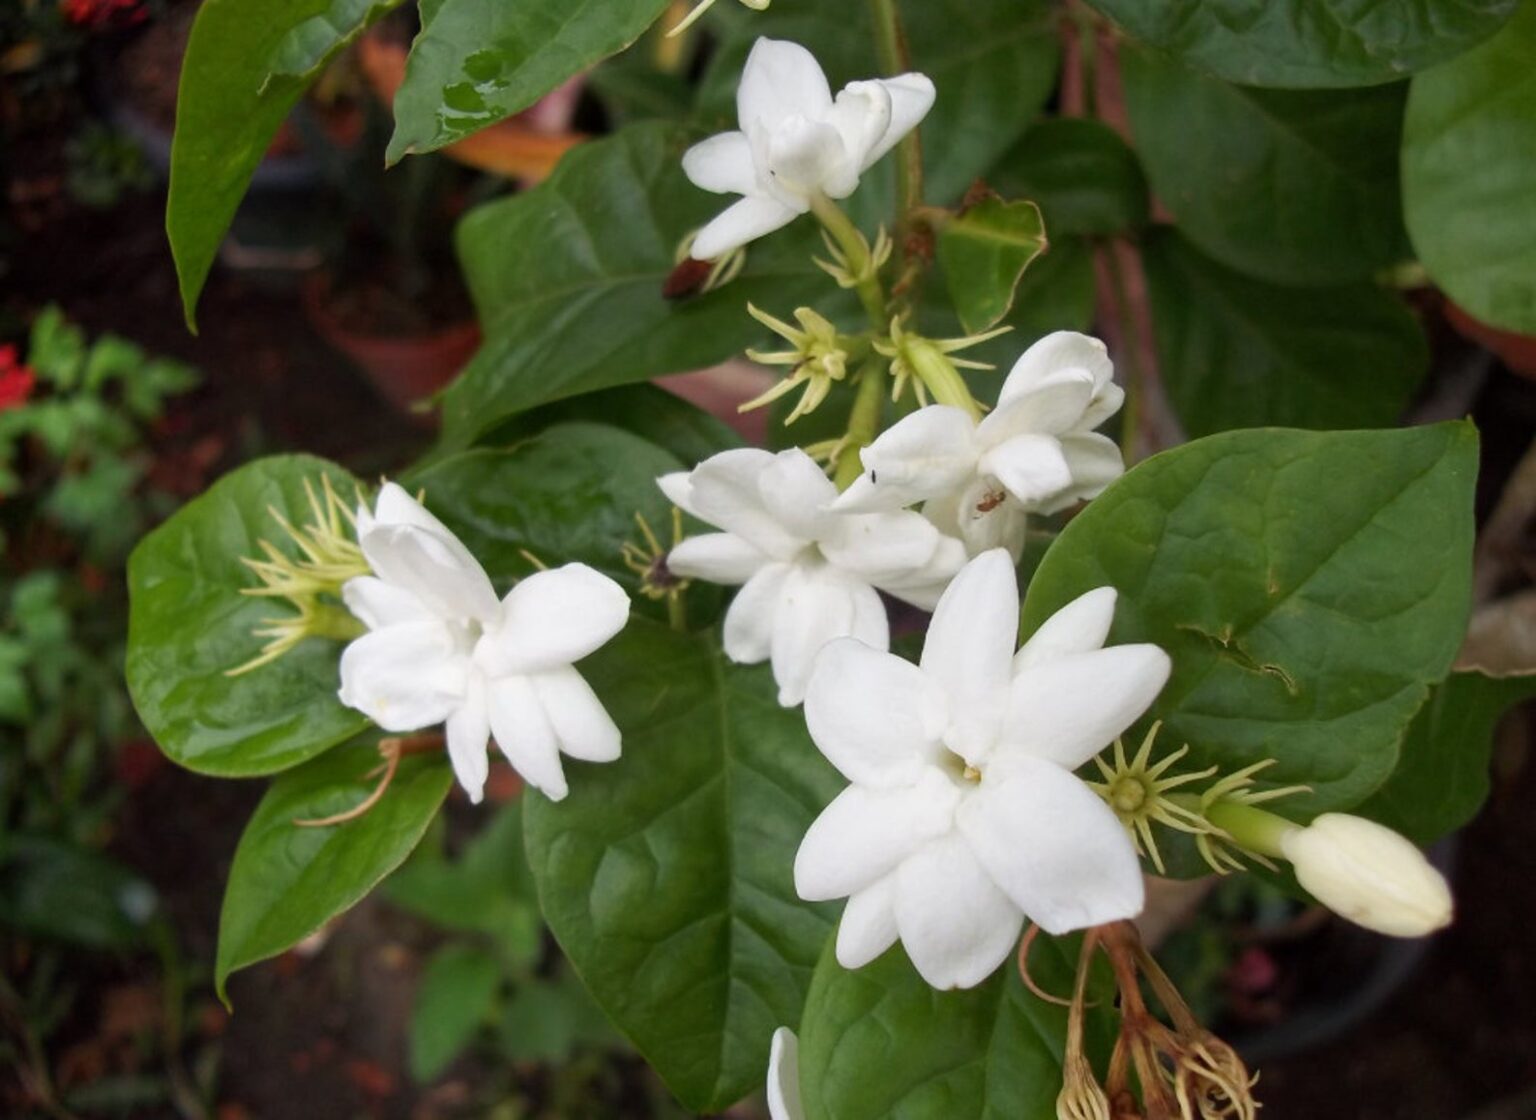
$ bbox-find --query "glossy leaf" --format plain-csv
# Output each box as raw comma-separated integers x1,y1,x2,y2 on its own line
1086,0,1518,88
1359,671,1536,845
1021,423,1478,819
440,123,831,449
167,0,399,325
482,383,742,471
386,0,671,162
1141,229,1427,436
701,0,1061,207
937,197,1048,334
216,741,453,1001
411,422,689,612
798,935,1106,1119
523,618,843,1111
410,943,504,1081
988,117,1149,238
126,455,369,777
1403,1,1536,333
1122,48,1408,284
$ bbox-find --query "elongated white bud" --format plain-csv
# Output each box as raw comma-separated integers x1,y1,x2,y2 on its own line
1280,813,1453,937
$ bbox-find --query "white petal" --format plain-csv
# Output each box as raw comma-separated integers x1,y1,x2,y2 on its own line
771,564,888,707
998,645,1171,771
1080,377,1125,432
360,522,500,623
722,562,791,664
1046,432,1125,511
979,433,1074,509
823,81,892,192
342,576,436,630
894,832,1024,990
871,530,969,612
1014,587,1118,674
666,532,770,585
758,449,838,543
957,757,1144,934
862,73,936,168
487,673,568,801
830,405,978,513
479,564,630,676
819,506,953,588
685,449,807,558
765,116,850,197
533,667,620,763
692,193,803,259
337,622,467,732
682,130,757,196
372,481,455,538
920,482,1028,562
445,671,490,804
737,38,833,133
766,1028,805,1120
998,331,1113,410
836,874,900,969
978,370,1096,443
804,638,944,788
794,771,961,901
917,549,1017,765
656,471,699,518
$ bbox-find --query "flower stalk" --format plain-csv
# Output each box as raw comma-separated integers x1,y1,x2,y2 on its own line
835,356,891,489
808,192,889,327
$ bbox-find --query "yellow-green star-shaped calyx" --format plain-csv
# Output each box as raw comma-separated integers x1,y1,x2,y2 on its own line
741,304,865,424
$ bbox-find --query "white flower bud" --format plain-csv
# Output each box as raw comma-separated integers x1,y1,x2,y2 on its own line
1280,813,1453,937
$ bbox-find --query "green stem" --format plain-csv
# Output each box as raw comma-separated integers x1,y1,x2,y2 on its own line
667,591,688,633
314,603,367,642
867,0,922,240
808,192,888,328
1204,800,1299,859
835,357,890,489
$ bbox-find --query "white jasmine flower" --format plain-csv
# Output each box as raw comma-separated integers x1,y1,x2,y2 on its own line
794,549,1169,989
659,448,965,706
766,1027,804,1120
1280,813,1453,938
834,332,1126,558
683,38,935,259
338,483,630,804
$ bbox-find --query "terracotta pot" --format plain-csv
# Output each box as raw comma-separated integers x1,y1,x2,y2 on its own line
301,274,481,417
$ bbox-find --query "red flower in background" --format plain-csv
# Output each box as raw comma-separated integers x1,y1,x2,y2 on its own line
60,0,148,30
0,345,36,411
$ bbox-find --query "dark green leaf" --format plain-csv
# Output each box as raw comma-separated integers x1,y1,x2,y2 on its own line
440,122,831,449
1021,423,1478,820
412,422,688,610
216,742,453,1001
1122,47,1408,284
1086,0,1518,88
386,0,672,162
936,197,1048,334
988,117,1149,238
499,974,619,1062
167,0,399,325
481,383,742,468
1359,671,1536,844
410,943,504,1081
798,935,1106,1119
1403,1,1536,333
1141,229,1427,436
126,455,370,777
0,837,158,950
523,619,843,1111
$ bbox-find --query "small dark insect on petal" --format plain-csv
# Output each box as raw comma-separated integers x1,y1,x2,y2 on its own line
664,258,714,300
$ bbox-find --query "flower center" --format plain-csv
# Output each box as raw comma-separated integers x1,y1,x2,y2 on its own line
939,747,983,786
1108,775,1148,813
